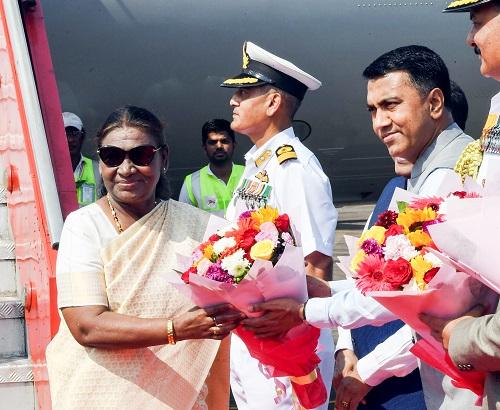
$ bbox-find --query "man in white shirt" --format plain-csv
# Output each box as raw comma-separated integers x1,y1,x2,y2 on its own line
221,41,338,409
243,45,474,410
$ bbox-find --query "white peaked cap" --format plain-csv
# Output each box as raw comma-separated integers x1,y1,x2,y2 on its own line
221,41,321,100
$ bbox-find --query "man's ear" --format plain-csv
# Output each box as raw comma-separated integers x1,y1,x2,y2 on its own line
265,91,283,117
428,88,445,120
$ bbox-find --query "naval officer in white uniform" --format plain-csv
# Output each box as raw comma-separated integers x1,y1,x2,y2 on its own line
221,41,338,409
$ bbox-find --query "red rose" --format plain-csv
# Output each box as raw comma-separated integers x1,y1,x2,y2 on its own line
239,229,258,251
423,267,439,284
384,224,404,241
275,214,290,232
383,258,413,288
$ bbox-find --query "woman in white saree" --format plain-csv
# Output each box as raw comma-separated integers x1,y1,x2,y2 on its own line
46,106,243,409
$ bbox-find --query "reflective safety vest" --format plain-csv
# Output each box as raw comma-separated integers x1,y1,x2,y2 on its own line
184,164,244,216
75,156,99,207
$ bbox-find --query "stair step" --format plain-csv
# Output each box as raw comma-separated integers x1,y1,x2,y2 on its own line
0,259,17,296
0,358,35,409
0,298,24,319
0,299,26,358
0,357,33,383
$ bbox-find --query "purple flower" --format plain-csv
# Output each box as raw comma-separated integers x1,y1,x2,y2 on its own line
205,262,234,284
361,239,383,256
239,211,252,220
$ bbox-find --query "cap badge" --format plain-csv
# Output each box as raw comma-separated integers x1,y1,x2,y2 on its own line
242,43,250,69
276,144,297,165
255,149,272,168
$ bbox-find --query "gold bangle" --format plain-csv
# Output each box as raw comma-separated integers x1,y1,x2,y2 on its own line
166,319,176,345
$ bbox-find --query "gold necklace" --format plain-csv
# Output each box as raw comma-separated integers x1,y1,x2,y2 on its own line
106,194,124,233
106,194,160,233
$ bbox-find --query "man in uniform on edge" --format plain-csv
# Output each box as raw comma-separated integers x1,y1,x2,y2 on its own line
221,41,338,409
63,112,102,207
179,119,244,217
420,2,500,409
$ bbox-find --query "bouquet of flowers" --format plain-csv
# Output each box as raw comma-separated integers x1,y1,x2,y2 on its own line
173,207,327,409
338,182,497,399
348,190,479,294
181,208,295,285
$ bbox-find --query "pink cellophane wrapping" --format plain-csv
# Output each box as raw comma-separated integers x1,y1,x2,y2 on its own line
427,196,500,294
338,183,498,400
170,217,327,409
367,264,497,399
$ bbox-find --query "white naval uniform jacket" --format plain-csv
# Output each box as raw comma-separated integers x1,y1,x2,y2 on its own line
226,127,337,258
226,127,338,410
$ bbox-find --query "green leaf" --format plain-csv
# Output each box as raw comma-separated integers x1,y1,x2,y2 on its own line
397,201,408,213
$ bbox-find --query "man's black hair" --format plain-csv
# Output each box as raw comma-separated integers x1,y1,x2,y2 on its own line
363,45,452,109
450,80,469,130
201,119,235,145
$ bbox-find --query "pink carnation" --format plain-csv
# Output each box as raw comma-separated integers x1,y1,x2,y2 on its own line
204,262,233,283
360,239,383,256
409,196,443,211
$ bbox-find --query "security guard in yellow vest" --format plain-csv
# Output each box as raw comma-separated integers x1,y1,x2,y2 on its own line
179,119,244,217
63,112,102,207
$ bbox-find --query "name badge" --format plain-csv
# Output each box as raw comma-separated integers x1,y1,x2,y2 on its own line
81,183,95,205
204,195,218,209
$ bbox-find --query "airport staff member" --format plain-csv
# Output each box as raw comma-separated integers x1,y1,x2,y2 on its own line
179,119,244,217
63,112,101,207
221,41,338,409
420,2,500,409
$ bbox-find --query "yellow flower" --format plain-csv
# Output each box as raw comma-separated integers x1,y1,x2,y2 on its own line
203,244,214,260
407,230,433,248
350,249,367,272
250,239,275,261
251,207,279,227
410,255,432,290
396,208,437,233
358,226,387,246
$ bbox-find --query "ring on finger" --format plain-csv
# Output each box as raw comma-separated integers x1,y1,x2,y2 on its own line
341,400,349,408
212,326,222,336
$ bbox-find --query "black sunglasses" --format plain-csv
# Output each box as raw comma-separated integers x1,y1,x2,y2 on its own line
97,144,164,167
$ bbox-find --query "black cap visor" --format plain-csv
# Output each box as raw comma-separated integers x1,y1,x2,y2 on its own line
221,60,308,100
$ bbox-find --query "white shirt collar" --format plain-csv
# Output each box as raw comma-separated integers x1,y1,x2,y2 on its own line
244,127,297,162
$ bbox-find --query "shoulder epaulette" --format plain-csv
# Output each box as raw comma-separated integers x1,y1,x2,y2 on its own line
275,144,298,165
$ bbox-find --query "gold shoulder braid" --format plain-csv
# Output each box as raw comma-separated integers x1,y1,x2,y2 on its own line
454,140,483,182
